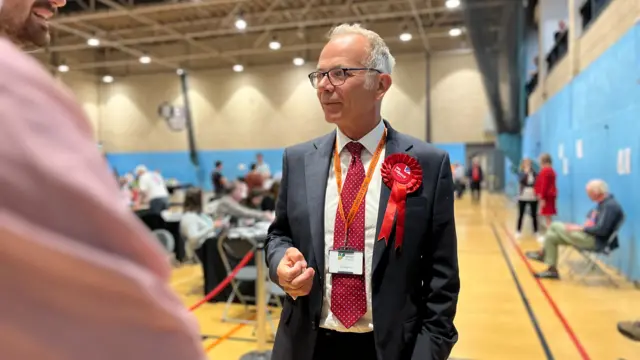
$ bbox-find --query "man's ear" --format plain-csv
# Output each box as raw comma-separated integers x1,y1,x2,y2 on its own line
376,74,392,100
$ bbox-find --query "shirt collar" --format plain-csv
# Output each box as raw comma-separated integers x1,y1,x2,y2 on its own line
335,120,386,155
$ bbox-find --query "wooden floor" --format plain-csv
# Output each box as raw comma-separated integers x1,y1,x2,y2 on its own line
172,194,640,359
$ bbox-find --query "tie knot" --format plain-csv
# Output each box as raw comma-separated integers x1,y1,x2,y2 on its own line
345,142,364,158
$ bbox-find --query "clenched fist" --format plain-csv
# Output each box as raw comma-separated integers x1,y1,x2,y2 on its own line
277,247,315,297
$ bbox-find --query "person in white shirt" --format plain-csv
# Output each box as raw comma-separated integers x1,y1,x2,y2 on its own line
136,165,170,214
255,153,271,178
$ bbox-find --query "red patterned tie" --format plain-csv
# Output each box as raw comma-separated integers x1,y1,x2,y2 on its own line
331,141,367,329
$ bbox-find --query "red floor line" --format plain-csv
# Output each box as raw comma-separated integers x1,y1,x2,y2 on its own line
499,223,591,360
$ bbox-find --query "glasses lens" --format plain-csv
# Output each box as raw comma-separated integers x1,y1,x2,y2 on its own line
328,69,346,86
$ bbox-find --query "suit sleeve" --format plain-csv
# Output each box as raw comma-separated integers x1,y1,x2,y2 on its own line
265,149,294,285
415,153,460,359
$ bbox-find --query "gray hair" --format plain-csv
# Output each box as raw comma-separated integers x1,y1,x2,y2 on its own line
328,23,396,88
587,179,609,195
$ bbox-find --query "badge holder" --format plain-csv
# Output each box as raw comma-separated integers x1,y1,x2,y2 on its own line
329,244,364,276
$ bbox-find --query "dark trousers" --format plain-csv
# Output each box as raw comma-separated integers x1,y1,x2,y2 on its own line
517,200,539,232
470,181,481,202
149,197,169,214
313,329,376,360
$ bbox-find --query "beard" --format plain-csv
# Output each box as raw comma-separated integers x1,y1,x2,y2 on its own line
0,1,51,47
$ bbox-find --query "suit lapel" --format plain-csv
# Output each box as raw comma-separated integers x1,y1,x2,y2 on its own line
305,132,335,276
373,121,413,275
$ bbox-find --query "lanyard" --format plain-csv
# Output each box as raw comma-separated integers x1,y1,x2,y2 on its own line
333,129,387,248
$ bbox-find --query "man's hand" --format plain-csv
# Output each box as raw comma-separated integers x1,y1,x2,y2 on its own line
565,224,582,232
277,247,315,297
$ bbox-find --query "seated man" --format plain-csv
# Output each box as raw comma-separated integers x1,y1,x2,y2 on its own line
206,181,274,224
526,179,623,279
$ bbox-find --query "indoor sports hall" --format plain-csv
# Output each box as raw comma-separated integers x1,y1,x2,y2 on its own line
18,0,640,358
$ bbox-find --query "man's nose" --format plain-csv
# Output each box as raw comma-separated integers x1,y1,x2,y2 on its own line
317,75,334,91
50,0,66,8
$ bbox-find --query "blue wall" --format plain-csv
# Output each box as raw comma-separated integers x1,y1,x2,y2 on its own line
108,143,467,191
434,143,466,166
523,24,639,281
107,149,284,191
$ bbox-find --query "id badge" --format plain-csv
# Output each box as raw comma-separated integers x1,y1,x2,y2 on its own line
328,249,364,275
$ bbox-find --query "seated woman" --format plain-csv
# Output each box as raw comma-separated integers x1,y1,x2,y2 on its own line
180,188,217,263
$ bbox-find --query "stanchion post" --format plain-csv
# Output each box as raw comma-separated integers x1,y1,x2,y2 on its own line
240,235,271,360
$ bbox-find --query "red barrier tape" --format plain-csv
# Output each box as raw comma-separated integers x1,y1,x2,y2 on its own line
188,250,255,312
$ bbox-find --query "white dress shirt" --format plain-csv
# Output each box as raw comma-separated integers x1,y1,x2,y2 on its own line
319,120,386,333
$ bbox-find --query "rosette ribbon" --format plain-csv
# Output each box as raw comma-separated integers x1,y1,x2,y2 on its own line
377,153,423,250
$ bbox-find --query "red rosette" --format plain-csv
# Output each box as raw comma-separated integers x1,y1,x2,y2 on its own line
378,153,423,250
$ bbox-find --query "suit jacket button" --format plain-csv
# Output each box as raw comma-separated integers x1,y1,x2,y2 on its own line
311,321,316,329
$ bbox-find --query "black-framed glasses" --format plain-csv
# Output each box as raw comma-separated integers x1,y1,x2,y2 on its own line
308,67,382,88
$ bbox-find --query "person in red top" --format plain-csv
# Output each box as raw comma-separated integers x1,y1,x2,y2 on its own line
466,157,483,203
534,153,557,240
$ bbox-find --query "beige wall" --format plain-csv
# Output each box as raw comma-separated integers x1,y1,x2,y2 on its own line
429,52,492,143
58,72,100,139
63,51,491,153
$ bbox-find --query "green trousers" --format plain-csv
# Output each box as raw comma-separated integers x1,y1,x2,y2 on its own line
543,221,596,267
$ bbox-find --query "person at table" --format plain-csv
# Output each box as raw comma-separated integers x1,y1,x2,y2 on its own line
264,23,460,360
135,165,170,214
211,160,228,196
180,187,218,262
526,179,624,279
0,0,206,358
207,181,274,223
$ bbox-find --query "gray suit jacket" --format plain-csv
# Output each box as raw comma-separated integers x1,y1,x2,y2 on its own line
265,120,460,360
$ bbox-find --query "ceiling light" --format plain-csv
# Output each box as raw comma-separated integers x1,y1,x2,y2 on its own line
139,55,151,64
102,75,114,83
269,40,281,50
87,38,100,47
235,18,247,30
233,64,244,72
57,64,69,72
399,32,412,42
449,28,462,37
445,0,460,9
176,68,184,75
293,57,305,66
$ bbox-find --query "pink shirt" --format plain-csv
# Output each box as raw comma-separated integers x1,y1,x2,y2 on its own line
0,39,206,359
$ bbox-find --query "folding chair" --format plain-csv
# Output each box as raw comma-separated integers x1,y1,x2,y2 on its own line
218,227,284,336
152,229,176,264
567,214,625,287
218,229,259,324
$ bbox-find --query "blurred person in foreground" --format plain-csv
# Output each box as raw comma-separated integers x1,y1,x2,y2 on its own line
526,179,623,279
0,0,206,358
265,23,459,360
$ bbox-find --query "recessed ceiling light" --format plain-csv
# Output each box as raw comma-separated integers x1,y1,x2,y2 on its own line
269,40,281,50
87,38,100,47
235,18,247,30
449,28,462,37
102,75,114,83
399,32,412,42
293,57,305,66
233,64,244,72
445,0,460,9
139,55,151,64
57,64,69,72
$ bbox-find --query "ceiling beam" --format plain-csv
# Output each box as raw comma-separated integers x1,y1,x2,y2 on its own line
71,35,446,70
44,6,462,53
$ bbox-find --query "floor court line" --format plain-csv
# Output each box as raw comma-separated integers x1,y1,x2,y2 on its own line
490,223,554,360
499,222,592,360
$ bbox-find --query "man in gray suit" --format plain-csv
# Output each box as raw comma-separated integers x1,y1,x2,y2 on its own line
265,23,460,360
